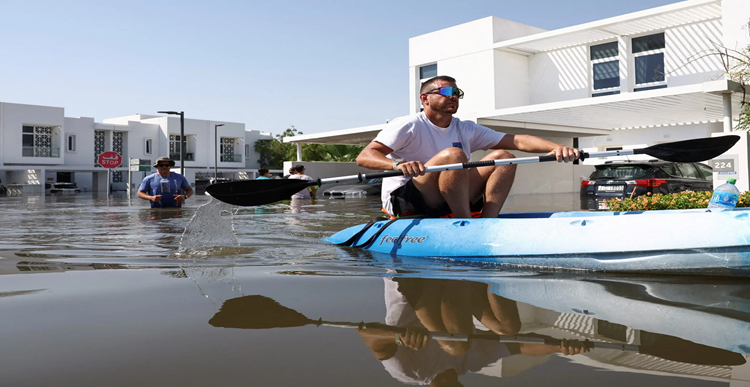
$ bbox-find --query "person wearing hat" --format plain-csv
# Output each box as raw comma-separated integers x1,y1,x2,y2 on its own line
137,156,194,208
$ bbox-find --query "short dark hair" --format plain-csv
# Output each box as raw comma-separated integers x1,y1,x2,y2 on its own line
258,168,269,175
420,75,457,94
293,165,305,174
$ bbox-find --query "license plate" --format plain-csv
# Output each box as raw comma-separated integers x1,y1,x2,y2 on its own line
597,185,624,192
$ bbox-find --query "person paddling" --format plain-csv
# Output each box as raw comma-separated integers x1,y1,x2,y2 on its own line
356,75,579,219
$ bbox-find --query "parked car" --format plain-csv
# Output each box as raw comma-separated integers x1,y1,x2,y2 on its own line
322,178,382,198
580,161,713,210
49,182,82,194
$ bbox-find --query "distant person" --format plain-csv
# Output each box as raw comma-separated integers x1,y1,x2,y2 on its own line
257,168,272,180
287,165,316,199
137,157,193,208
282,167,296,180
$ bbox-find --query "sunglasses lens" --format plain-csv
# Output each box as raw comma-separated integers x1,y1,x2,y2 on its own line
438,87,463,99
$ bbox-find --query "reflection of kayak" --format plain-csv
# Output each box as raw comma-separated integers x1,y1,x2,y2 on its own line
379,268,750,358
325,208,750,274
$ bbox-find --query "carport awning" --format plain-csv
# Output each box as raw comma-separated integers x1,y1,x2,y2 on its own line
283,124,384,146
478,80,745,132
494,0,722,54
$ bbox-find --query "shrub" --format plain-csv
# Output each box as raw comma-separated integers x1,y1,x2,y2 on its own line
606,191,750,211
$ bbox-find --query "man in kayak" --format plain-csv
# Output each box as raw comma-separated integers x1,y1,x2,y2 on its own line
137,156,193,208
356,75,580,218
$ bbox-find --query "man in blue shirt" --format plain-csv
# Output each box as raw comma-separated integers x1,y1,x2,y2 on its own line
137,157,194,208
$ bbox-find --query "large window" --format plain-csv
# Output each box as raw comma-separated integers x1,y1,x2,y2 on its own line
220,137,241,162
418,64,438,112
633,33,666,91
22,125,59,157
591,42,620,97
145,138,153,155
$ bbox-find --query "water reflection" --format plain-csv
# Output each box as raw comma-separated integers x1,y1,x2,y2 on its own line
209,273,748,385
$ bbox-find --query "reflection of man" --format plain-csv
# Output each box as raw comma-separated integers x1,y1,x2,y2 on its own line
358,277,587,386
137,157,194,208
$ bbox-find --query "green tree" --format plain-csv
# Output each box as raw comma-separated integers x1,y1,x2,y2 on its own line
255,126,366,168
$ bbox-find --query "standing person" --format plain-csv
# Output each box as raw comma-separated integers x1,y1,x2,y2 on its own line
137,157,194,208
356,75,580,219
287,165,316,199
257,168,272,180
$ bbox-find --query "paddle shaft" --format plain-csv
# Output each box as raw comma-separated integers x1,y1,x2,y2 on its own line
319,149,651,186
318,319,638,351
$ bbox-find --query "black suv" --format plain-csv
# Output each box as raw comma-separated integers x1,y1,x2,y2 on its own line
580,161,713,210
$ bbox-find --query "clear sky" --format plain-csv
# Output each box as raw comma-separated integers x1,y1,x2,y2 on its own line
0,0,678,136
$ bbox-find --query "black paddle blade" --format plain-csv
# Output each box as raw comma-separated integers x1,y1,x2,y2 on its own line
206,179,313,206
209,295,312,329
637,135,739,162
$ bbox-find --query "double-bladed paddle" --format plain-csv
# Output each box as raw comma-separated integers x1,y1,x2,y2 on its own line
206,135,740,207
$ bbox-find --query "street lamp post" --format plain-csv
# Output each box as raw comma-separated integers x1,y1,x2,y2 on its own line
157,111,185,176
214,124,225,181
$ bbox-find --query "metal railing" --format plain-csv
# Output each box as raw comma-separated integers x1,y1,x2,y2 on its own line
220,154,243,162
22,147,60,157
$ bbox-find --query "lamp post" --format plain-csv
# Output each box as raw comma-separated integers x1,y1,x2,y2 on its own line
214,124,225,181
157,111,185,176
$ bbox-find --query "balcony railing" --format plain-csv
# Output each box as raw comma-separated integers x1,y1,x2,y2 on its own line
220,154,243,162
170,153,194,161
22,147,60,158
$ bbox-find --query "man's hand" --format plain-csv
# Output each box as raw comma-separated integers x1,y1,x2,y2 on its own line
152,194,162,202
558,338,590,355
174,194,186,203
398,326,431,351
546,145,580,162
396,161,426,178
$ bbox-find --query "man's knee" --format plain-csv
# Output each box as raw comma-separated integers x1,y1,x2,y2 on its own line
484,149,515,161
432,147,468,164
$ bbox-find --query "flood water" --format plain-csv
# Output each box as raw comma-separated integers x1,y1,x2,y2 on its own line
1,192,749,386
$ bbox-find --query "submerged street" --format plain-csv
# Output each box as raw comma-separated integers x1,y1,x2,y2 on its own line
0,192,748,386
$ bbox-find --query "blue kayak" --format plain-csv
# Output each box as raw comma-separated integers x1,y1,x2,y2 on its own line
324,208,750,274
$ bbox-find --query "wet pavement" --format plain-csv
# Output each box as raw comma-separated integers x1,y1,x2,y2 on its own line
0,192,748,386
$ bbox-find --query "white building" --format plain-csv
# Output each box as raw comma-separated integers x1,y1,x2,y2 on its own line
0,102,272,193
285,0,750,197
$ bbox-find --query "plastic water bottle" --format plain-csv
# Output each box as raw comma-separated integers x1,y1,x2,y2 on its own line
708,178,740,209
160,177,171,195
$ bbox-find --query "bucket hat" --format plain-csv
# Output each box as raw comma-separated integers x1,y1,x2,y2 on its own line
153,157,175,167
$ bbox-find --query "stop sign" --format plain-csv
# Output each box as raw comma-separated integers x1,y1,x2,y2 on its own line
98,151,122,169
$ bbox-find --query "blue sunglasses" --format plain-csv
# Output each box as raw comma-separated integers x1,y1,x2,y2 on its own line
425,86,464,99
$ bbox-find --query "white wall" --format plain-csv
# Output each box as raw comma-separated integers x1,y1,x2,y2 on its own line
1,102,65,165
529,46,589,104
244,130,273,169
665,20,726,87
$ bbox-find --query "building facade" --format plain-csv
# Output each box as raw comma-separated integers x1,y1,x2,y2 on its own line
0,103,272,193
286,0,750,194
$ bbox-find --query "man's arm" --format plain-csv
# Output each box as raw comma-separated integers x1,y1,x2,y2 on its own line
137,189,160,202
356,141,425,178
494,134,579,162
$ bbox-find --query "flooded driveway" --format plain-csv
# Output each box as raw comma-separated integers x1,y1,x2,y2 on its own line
0,192,748,386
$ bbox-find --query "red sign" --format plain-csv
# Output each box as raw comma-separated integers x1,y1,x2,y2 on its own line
98,151,122,169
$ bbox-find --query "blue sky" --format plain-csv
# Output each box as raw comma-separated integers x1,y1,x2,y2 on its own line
0,0,678,136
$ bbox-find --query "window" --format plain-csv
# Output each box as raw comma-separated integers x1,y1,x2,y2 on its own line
633,33,666,91
418,64,438,112
220,137,239,162
419,64,437,80
22,125,58,157
696,163,713,180
145,139,153,155
170,134,183,160
67,135,76,152
676,163,701,179
244,144,251,159
590,42,620,97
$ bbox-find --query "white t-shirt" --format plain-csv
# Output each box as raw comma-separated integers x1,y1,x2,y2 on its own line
288,174,314,199
373,112,506,214
380,278,510,385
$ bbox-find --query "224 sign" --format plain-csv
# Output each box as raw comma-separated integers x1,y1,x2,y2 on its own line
712,159,735,172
